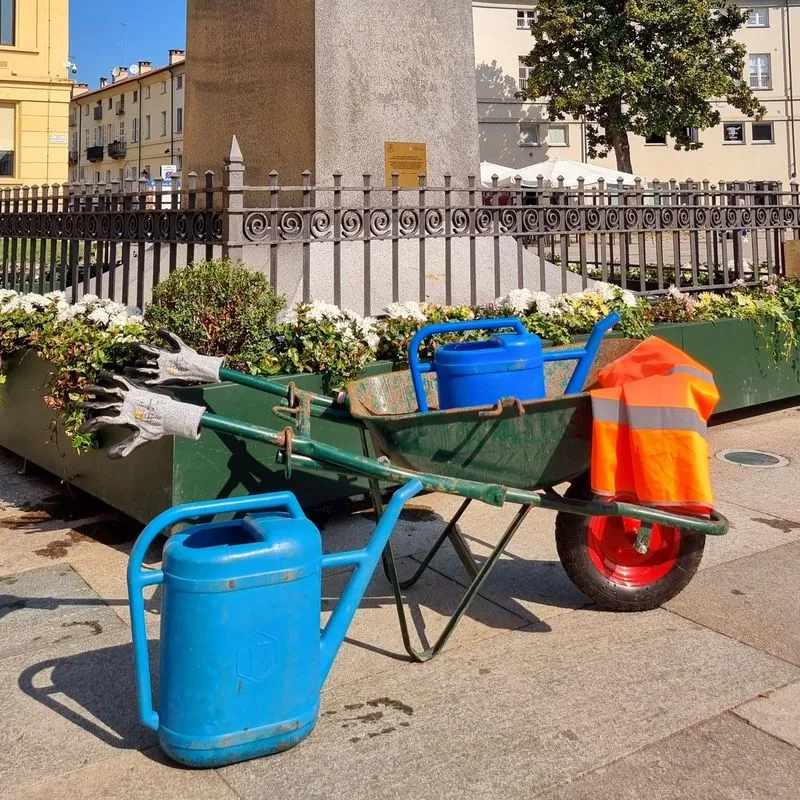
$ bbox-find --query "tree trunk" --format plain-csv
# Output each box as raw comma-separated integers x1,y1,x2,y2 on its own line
609,126,634,174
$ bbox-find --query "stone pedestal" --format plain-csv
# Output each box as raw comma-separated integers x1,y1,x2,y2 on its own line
184,0,480,185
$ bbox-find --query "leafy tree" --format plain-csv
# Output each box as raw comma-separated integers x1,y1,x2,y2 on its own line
519,0,766,172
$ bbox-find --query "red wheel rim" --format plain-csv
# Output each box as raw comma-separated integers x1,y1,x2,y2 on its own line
587,515,682,588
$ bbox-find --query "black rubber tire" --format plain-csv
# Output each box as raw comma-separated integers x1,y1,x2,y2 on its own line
555,475,705,612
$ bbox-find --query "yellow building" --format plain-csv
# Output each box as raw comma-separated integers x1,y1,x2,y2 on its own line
70,51,186,186
0,0,70,186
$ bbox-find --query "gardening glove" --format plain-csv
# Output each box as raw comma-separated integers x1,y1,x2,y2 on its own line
124,329,224,386
80,373,205,459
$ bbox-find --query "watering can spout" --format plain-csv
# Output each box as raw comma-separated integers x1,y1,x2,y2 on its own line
318,479,423,682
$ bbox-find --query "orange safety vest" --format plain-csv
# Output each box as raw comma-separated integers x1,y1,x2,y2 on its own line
590,337,720,515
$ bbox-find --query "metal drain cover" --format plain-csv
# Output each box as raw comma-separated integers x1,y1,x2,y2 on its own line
715,449,789,469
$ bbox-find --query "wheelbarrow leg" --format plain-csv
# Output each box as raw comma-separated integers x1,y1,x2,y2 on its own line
395,499,476,590
383,505,532,663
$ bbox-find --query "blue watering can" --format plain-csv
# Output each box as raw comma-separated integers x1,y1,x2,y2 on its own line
408,313,621,413
128,479,423,768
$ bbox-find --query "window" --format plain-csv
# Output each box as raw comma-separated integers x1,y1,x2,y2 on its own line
176,75,183,90
681,127,700,144
547,124,568,146
0,105,14,177
144,115,151,139
144,86,151,99
132,117,139,143
518,56,534,92
80,167,86,181
0,0,14,46
108,97,113,110
752,121,774,143
95,171,100,183
176,107,183,133
749,54,771,89
106,123,113,143
144,165,151,179
175,154,183,171
519,122,540,147
160,110,167,137
119,168,124,182
747,8,769,27
71,132,77,149
516,10,535,29
160,81,167,94
645,133,667,145
71,169,76,182
105,169,111,184
723,122,745,143
84,104,89,117
132,90,138,103
119,121,125,142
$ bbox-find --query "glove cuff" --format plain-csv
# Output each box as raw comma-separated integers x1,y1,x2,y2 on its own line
160,397,205,441
194,353,224,384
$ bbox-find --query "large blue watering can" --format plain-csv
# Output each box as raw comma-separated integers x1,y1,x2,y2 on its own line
128,479,422,768
408,313,621,413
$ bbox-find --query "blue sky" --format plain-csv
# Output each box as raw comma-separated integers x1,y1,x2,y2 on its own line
69,0,187,89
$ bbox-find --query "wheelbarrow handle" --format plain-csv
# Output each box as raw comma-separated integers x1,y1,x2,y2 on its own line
542,312,621,394
409,318,529,413
126,491,307,733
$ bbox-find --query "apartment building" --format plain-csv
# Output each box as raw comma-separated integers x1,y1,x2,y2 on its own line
473,0,800,182
0,0,71,185
69,50,185,186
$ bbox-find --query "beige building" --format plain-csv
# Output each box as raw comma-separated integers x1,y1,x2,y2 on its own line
0,0,71,186
69,50,185,186
474,0,800,182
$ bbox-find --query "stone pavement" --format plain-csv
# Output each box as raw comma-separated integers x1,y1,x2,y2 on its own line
0,405,799,799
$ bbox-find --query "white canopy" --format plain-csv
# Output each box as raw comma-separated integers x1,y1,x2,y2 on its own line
511,158,642,189
479,161,521,188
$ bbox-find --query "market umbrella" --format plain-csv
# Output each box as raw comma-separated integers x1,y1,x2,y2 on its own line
512,158,642,188
479,161,520,188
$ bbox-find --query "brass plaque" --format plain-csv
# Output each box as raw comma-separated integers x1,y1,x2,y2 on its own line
785,240,800,278
385,142,427,188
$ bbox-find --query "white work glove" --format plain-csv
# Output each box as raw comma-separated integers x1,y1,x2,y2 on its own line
80,373,205,459
124,329,224,386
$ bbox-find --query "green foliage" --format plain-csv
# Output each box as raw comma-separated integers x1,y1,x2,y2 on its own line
519,0,766,170
145,260,287,375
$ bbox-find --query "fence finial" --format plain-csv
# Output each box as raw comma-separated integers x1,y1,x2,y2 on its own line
226,135,244,165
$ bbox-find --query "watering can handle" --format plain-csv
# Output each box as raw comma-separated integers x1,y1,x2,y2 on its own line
409,318,529,413
318,479,423,684
542,312,621,394
127,491,307,733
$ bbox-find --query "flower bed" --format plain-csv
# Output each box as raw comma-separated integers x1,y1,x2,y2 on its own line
0,261,798,520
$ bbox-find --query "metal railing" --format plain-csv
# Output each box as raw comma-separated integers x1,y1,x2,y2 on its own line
0,137,797,314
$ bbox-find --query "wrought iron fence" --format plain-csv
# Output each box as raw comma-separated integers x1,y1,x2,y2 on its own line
0,137,797,314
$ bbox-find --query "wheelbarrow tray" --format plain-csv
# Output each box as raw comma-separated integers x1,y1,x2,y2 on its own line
347,338,640,492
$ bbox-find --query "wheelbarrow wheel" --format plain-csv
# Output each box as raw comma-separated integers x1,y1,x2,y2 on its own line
555,475,705,612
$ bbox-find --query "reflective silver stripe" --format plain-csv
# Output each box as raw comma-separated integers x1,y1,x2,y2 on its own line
592,399,708,437
665,365,717,388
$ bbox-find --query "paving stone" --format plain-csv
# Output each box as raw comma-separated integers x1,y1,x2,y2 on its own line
0,630,157,790
0,564,125,659
537,712,800,800
322,554,529,690
220,608,797,800
734,679,800,749
666,541,800,667
0,746,238,800
699,499,800,571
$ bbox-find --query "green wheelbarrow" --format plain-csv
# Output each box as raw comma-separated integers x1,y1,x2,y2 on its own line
89,336,729,663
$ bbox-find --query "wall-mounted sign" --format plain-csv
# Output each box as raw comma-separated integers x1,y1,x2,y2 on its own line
384,141,427,188
50,134,67,145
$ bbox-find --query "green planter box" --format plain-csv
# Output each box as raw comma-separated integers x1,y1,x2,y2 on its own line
0,316,797,523
0,352,391,523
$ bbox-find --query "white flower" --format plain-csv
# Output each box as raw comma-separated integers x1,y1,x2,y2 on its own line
20,293,49,309
621,290,637,308
305,300,342,322
595,282,618,301
384,301,427,322
87,307,111,326
495,288,535,315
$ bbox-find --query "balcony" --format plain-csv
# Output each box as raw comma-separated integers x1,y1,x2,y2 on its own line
68,149,79,165
108,140,127,160
69,113,77,128
93,105,103,120
115,101,125,116
86,145,104,163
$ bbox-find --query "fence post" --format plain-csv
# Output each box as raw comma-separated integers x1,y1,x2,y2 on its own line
223,135,246,263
